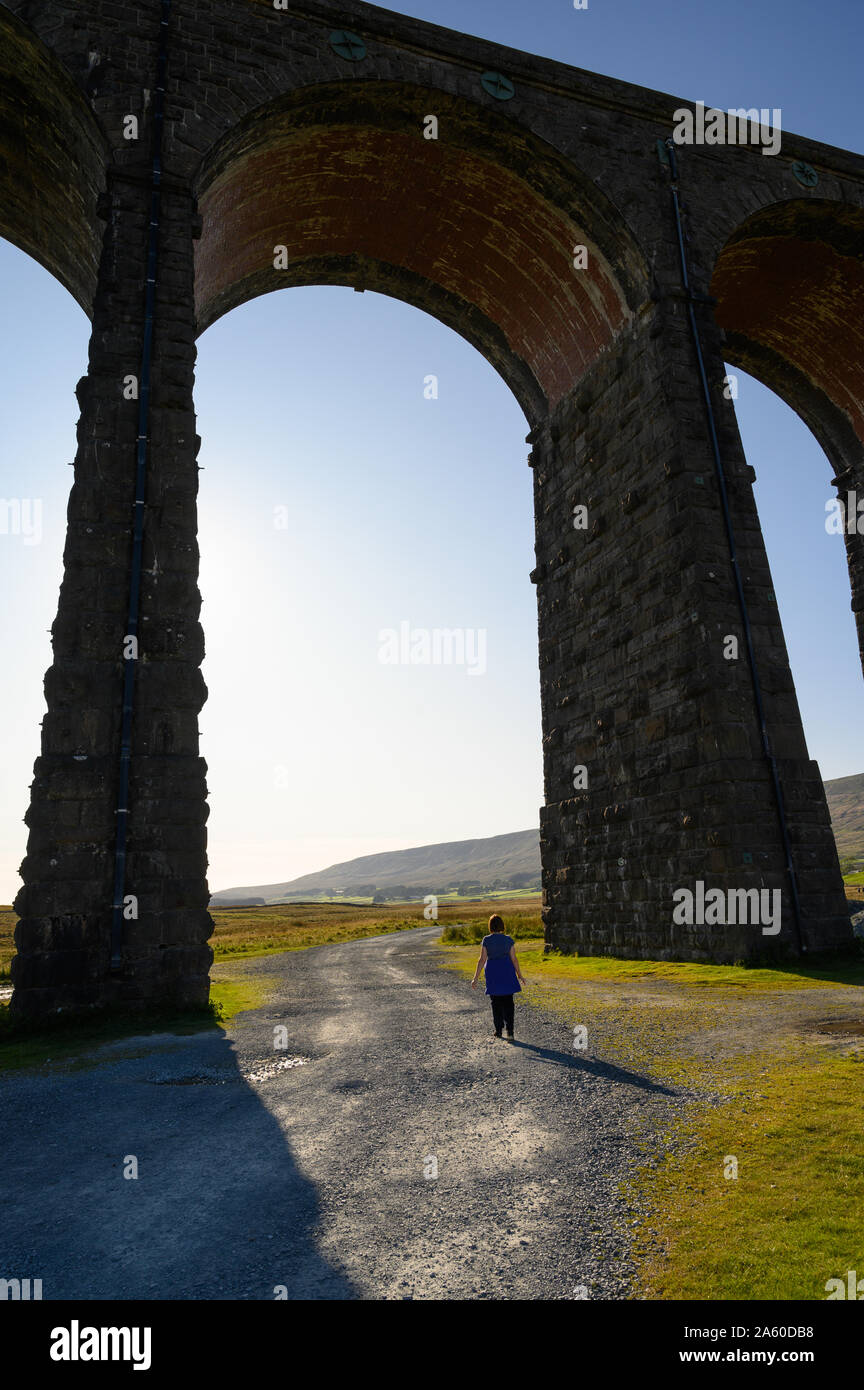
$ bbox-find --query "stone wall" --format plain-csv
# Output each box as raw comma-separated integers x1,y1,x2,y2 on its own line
534,292,850,961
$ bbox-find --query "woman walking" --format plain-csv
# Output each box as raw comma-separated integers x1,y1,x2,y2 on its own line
471,914,526,1040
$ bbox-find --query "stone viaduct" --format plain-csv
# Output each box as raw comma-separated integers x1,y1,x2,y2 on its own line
2,0,862,1018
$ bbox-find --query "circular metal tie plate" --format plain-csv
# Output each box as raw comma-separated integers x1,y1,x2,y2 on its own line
792,161,819,188
481,70,515,101
330,29,367,62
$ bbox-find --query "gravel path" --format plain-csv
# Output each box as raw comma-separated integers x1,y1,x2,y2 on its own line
0,926,690,1301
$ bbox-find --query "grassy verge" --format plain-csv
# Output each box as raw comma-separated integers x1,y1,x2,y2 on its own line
208,971,277,1023
439,938,864,1299
634,1051,864,1299
0,966,277,1074
443,937,864,989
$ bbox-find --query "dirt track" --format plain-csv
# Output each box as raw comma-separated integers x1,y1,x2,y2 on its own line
0,926,691,1300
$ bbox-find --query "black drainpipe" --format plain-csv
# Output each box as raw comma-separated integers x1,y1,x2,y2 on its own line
661,135,805,955
110,0,172,970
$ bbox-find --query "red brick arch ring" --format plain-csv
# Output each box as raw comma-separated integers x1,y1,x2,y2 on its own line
192,81,652,428
711,195,864,673
712,197,864,473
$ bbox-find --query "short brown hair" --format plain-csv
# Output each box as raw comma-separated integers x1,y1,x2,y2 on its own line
489,914,505,933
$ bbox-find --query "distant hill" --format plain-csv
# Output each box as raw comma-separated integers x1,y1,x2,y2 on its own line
210,829,541,905
824,772,864,861
210,773,863,905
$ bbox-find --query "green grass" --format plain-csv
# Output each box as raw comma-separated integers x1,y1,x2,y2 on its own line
209,971,277,1023
634,1052,864,1300
527,944,864,988
444,937,864,989
438,914,543,946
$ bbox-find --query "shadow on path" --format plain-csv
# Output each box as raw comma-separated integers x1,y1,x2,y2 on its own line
509,1039,677,1095
0,1029,358,1300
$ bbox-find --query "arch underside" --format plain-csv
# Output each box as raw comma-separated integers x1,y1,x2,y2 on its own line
712,199,864,470
193,84,648,423
0,7,106,313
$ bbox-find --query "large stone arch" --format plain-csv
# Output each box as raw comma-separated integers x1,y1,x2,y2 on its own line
7,0,863,1019
711,198,864,674
0,5,107,313
192,81,650,426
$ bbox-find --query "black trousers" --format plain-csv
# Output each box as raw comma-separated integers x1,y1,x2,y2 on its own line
490,994,515,1035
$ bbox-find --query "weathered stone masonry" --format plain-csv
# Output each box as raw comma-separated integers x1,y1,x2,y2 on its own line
2,0,863,1017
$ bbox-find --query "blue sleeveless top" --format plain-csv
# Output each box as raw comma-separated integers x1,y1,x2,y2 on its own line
483,933,520,996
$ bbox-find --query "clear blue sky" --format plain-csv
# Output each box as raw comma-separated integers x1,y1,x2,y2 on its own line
0,0,861,900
